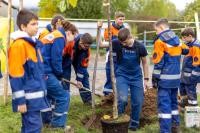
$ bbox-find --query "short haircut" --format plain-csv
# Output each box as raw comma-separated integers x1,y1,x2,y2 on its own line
51,15,65,29
80,33,93,45
17,9,38,30
118,28,131,42
61,20,78,35
181,27,195,37
154,18,169,28
115,11,125,18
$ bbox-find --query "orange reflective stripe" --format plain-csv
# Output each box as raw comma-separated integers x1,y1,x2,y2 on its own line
152,39,164,64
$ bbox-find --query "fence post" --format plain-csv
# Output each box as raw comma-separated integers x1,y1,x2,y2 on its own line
19,0,23,10
4,0,12,105
143,30,146,45
194,12,200,40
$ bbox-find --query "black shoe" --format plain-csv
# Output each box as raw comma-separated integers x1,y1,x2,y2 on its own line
83,100,92,106
129,127,137,131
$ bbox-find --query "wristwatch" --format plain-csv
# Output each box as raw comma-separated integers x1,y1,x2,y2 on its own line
144,78,149,81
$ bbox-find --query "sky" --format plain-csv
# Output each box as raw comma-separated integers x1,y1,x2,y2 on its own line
169,0,194,10
6,0,195,11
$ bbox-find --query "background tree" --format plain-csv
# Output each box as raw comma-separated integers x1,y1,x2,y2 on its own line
38,0,78,17
38,0,181,40
63,0,103,19
38,0,60,17
183,0,200,22
129,0,179,39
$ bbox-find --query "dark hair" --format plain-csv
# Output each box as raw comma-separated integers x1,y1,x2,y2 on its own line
17,9,38,30
61,20,78,34
115,11,125,18
51,15,65,29
181,27,195,37
80,33,93,45
154,18,169,28
118,28,131,42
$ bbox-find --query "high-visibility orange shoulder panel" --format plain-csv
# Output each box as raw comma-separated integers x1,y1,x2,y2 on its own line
40,30,64,44
63,41,75,57
81,48,90,67
152,39,165,64
38,28,50,40
164,44,182,56
191,46,200,66
104,25,119,41
9,39,38,77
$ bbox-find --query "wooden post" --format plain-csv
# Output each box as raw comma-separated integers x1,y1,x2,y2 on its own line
143,30,146,46
4,0,12,105
91,23,102,108
194,12,200,40
106,0,118,119
0,0,2,7
19,0,23,10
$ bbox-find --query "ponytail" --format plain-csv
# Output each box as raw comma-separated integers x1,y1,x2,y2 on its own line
61,20,78,34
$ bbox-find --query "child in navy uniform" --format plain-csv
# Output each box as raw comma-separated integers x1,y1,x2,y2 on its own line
8,9,49,133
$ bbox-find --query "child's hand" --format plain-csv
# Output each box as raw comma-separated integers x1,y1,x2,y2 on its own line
18,104,27,113
97,21,103,28
77,81,83,89
144,80,150,91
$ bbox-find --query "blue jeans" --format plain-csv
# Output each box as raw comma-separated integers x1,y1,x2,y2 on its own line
103,61,117,95
116,76,144,129
21,111,42,133
42,74,70,127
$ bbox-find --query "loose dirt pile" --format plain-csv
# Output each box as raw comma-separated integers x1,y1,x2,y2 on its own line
82,89,158,129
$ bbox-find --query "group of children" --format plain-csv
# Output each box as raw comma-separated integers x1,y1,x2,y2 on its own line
152,19,200,133
8,10,93,133
3,8,200,133
98,13,200,133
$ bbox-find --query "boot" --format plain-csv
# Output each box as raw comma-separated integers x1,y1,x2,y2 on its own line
171,125,181,133
178,96,188,108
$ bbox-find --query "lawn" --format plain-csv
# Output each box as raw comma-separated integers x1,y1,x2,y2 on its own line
0,95,200,133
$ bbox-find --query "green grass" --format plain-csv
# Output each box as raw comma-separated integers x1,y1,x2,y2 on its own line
0,95,200,133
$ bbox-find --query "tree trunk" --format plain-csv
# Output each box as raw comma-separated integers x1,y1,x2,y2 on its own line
107,0,118,119
91,25,101,108
4,0,12,105
19,0,23,10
